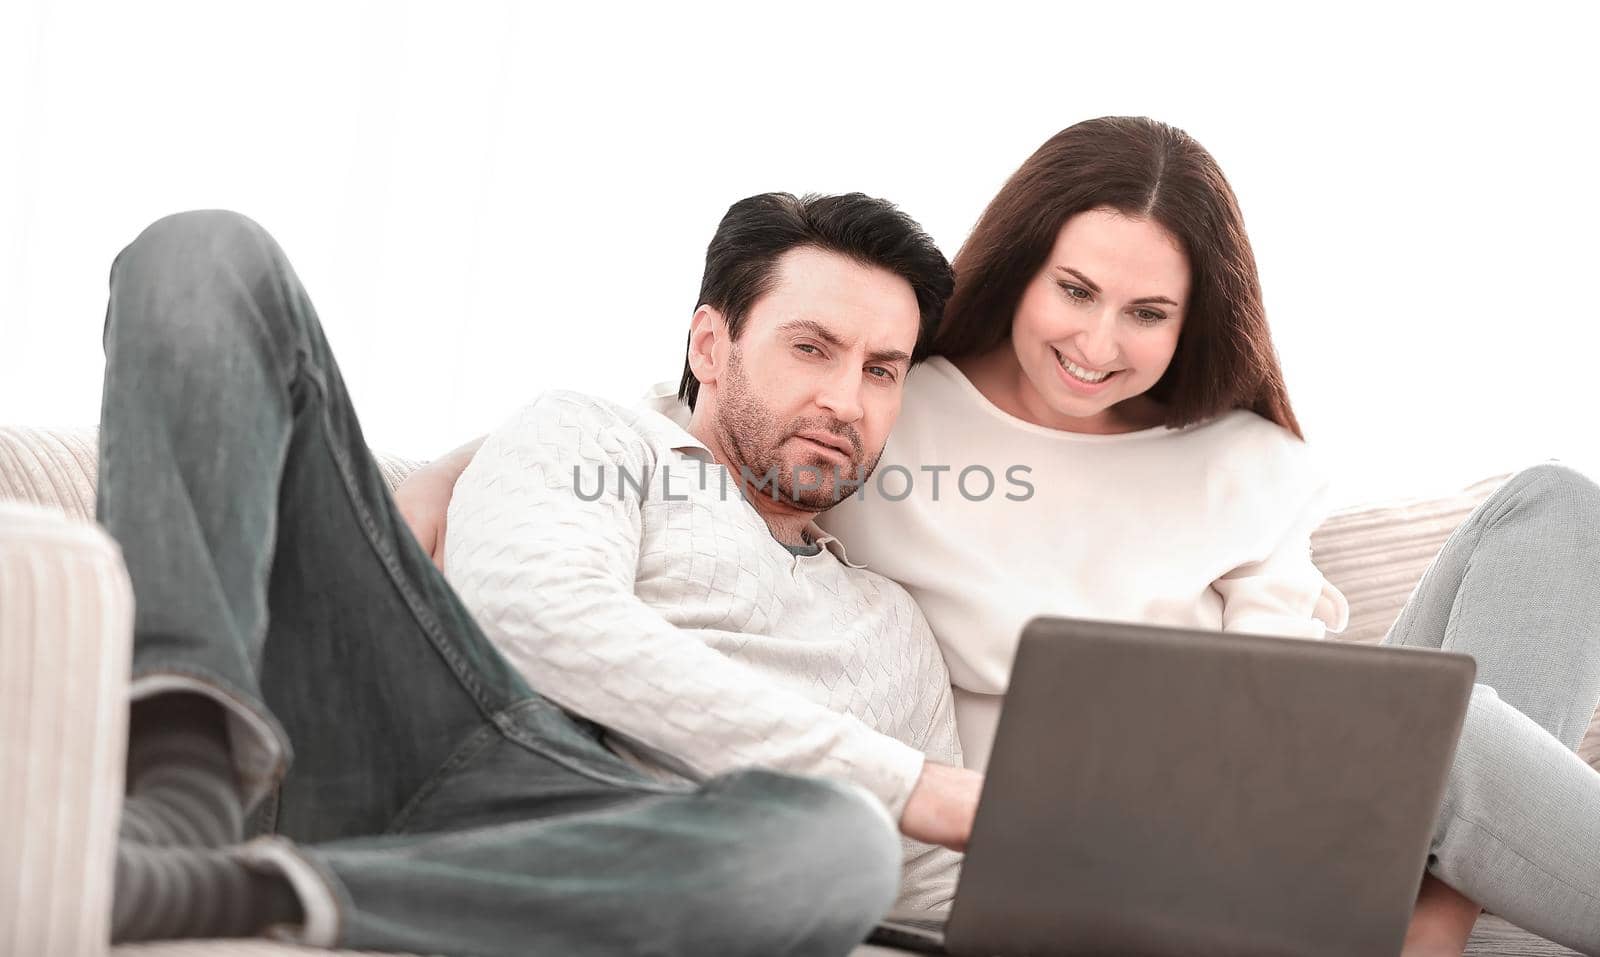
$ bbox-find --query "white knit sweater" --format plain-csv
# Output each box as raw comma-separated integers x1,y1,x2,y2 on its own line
443,390,963,909
815,357,1351,771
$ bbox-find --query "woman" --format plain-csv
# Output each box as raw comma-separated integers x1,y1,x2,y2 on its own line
824,117,1346,773
814,117,1600,955
399,118,1600,954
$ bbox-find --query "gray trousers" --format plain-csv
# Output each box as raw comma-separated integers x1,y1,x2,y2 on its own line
1384,464,1600,952
96,210,901,956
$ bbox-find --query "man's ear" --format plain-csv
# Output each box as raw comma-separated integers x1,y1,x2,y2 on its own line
686,305,727,390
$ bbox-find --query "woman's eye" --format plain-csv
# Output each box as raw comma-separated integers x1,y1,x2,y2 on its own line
1058,282,1091,302
1134,309,1166,324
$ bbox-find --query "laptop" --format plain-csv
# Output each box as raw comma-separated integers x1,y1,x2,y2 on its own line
870,616,1475,957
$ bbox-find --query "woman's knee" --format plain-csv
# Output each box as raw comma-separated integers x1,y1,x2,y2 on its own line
1496,463,1600,528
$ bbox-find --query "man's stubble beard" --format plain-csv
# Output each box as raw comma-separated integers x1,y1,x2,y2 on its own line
715,349,881,511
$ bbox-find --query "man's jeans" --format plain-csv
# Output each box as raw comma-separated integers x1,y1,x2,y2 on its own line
96,210,900,957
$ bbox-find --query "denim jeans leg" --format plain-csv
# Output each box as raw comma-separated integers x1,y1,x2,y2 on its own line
1382,464,1600,951
97,209,534,832
95,210,902,955
313,757,901,957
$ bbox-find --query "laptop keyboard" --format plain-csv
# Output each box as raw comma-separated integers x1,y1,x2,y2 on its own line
867,916,949,954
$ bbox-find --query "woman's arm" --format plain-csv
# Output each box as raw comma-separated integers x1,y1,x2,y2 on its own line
394,434,485,570
1212,475,1349,639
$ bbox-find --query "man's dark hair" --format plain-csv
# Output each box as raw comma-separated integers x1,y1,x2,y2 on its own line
676,191,953,411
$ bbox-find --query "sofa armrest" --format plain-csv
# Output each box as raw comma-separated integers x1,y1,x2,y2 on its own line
1,503,133,957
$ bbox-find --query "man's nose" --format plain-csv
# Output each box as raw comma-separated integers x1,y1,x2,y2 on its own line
816,367,865,424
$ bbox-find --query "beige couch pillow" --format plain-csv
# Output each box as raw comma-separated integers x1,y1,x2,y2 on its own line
0,426,422,523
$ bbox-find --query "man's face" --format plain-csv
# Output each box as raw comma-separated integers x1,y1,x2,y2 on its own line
706,246,921,511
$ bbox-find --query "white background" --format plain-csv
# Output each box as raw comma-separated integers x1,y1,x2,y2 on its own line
3,0,1596,508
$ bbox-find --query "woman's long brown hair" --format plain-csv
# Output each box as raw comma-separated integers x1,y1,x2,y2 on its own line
934,116,1302,438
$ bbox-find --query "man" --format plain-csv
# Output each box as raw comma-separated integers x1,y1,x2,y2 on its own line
97,201,938,956
429,192,984,912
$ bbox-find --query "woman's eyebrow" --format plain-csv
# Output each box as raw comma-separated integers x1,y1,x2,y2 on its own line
1058,266,1179,307
1057,266,1102,293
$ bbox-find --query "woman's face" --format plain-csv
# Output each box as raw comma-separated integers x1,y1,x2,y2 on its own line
1006,206,1190,433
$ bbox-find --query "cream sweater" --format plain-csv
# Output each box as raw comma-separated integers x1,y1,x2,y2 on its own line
813,358,1351,771
444,390,963,909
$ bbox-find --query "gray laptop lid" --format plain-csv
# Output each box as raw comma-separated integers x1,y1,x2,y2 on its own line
947,617,1475,957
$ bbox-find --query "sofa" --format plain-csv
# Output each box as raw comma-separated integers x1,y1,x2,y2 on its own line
2,423,1596,957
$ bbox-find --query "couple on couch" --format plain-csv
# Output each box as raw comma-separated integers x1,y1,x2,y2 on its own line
103,116,1600,957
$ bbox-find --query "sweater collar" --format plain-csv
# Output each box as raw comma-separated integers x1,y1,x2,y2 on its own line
808,525,865,568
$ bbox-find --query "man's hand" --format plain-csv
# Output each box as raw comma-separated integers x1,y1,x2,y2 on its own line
899,761,983,851
393,435,486,571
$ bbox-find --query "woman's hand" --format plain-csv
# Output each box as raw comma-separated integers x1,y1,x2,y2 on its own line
393,435,487,571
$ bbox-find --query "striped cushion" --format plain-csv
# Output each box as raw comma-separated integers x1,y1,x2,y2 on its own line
0,425,423,522
0,503,132,957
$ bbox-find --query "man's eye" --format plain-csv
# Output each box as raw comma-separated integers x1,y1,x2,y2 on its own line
795,343,821,356
868,366,895,380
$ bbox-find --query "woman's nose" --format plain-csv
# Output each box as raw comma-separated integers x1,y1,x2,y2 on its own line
1075,314,1119,369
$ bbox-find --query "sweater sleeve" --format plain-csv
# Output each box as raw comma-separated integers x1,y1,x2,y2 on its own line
894,675,964,911
442,391,928,816
1212,470,1350,640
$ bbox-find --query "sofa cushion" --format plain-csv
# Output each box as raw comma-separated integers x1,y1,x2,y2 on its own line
0,426,423,523
1,502,134,956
